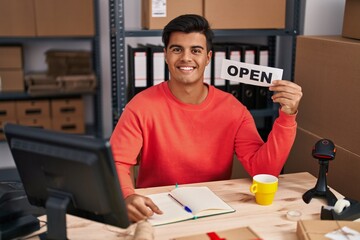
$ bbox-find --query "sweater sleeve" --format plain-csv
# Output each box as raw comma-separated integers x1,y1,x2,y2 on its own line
235,109,297,177
110,106,143,198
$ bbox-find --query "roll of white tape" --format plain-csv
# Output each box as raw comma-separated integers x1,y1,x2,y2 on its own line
334,198,351,214
286,210,302,221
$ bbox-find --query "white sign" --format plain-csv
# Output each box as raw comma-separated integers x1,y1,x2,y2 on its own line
220,59,283,87
152,0,166,17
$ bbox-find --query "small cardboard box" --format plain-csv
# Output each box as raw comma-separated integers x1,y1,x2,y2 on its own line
46,50,93,76
294,35,360,156
51,115,85,134
0,101,16,120
142,0,203,30
342,0,360,40
34,0,94,36
297,220,360,240
173,226,261,240
204,0,286,29
0,0,36,36
18,117,52,130
16,100,50,119
0,46,23,69
0,70,24,92
50,98,84,117
24,73,61,95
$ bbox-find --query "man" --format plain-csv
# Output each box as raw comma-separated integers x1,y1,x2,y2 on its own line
110,14,303,222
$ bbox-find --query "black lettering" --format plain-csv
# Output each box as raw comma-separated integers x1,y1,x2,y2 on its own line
227,65,238,76
261,72,272,83
250,70,260,81
239,68,249,78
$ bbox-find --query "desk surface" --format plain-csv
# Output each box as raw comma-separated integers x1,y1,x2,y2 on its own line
28,172,342,240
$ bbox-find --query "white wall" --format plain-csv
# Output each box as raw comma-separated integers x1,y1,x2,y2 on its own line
303,0,345,35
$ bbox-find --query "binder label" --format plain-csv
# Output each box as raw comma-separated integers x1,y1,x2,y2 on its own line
220,59,283,87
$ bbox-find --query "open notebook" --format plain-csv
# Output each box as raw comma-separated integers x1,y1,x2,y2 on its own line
146,186,235,226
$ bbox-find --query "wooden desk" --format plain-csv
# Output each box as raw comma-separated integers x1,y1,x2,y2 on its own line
28,172,342,240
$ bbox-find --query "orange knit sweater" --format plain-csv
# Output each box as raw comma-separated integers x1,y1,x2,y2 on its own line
110,82,297,198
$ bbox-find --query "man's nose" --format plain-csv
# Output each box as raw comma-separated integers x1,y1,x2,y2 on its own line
180,49,192,61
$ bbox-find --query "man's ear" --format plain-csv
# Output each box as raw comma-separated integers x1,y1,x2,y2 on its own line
206,50,213,66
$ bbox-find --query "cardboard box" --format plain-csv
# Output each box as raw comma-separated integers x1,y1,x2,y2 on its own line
0,46,23,69
46,50,93,76
34,0,95,36
0,70,24,92
285,127,360,201
297,220,360,240
18,117,52,130
0,101,16,120
294,36,360,156
56,74,97,93
0,0,36,36
51,115,85,134
0,119,17,140
16,100,50,119
342,0,360,40
173,226,260,240
204,0,286,29
142,0,203,30
50,98,84,117
24,73,61,95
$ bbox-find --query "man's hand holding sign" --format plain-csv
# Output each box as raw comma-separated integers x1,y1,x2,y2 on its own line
221,59,302,115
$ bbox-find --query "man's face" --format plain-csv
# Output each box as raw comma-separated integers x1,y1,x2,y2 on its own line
164,32,212,86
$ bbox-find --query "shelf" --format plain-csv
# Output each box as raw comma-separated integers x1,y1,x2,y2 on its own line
124,29,297,38
0,91,96,101
0,37,95,43
109,0,300,128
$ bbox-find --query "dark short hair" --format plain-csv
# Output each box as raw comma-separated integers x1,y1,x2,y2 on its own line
162,14,214,53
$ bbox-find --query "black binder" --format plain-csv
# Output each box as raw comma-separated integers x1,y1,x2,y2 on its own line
211,44,228,92
143,44,169,86
127,45,148,101
254,44,270,110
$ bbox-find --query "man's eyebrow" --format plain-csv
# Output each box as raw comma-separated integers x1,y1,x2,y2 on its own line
191,45,205,49
168,45,205,49
168,44,182,49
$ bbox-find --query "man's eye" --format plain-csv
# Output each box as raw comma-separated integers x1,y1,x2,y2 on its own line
171,48,181,53
192,49,202,54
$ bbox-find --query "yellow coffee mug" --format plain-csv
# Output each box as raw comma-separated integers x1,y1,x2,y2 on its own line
250,174,278,205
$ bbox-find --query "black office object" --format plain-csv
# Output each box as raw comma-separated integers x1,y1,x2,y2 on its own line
0,181,43,240
3,123,130,240
303,139,338,206
321,197,360,221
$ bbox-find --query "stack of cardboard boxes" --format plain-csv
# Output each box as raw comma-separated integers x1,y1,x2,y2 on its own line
0,0,94,37
285,0,360,200
0,98,85,140
0,0,93,138
141,0,286,30
0,46,24,93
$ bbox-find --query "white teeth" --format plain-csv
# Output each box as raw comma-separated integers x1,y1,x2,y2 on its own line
179,67,194,70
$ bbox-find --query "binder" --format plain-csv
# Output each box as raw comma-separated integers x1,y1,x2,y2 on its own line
127,45,147,101
211,44,227,91
143,44,169,86
254,45,270,110
241,45,257,110
227,43,250,102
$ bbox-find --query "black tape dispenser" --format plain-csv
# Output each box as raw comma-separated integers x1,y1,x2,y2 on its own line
321,197,360,221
